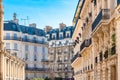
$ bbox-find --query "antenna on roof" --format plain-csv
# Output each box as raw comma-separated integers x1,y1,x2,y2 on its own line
21,16,30,26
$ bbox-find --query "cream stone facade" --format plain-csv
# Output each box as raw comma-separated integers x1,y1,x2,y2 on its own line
2,50,25,80
45,25,74,80
71,0,120,80
0,0,25,80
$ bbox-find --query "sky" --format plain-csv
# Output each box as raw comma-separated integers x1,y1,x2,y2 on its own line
3,0,79,29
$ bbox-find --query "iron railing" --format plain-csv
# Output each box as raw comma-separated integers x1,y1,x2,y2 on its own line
80,38,92,51
92,9,110,31
71,52,81,63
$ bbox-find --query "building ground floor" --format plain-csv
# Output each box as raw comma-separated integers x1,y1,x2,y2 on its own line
0,50,25,80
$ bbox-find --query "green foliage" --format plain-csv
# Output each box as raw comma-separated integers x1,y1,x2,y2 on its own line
54,77,62,80
32,78,44,80
111,33,115,46
44,77,51,80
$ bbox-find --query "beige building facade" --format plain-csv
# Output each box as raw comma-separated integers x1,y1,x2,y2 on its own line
45,25,74,80
0,0,25,80
71,0,120,80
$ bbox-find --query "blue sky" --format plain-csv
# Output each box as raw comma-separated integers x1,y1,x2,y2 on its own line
3,0,79,29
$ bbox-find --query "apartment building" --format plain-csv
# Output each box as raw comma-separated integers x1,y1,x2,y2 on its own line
0,1,25,80
3,14,48,80
71,0,120,80
45,24,74,80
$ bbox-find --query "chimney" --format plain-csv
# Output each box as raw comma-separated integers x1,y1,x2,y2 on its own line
29,23,36,28
45,26,52,32
59,23,66,29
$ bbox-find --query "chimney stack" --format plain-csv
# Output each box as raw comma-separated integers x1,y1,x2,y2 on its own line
59,23,66,29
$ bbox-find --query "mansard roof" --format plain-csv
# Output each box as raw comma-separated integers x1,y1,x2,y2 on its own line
4,21,45,36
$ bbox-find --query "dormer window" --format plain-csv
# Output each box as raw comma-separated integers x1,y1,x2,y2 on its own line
59,34,63,39
66,33,70,38
52,35,56,40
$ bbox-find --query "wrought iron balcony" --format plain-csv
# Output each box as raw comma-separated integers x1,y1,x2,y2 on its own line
57,60,62,63
111,46,116,55
58,51,62,54
57,68,62,71
71,52,81,63
25,67,48,71
4,36,21,41
92,9,110,31
80,38,92,51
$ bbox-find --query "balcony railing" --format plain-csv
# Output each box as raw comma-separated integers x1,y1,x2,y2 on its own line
71,52,81,63
92,9,110,31
25,67,48,71
57,60,62,63
4,36,46,44
4,36,21,41
58,51,62,54
80,38,92,51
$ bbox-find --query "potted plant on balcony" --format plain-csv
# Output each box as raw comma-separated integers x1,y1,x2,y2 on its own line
110,33,116,55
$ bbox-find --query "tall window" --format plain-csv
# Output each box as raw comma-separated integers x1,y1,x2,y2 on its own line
42,46,45,53
66,33,69,38
58,64,62,69
6,33,10,39
23,35,27,41
64,56,68,61
25,54,28,60
13,33,17,40
42,38,45,43
59,34,63,39
52,35,56,39
34,46,37,52
25,45,28,51
34,54,37,61
6,43,10,50
65,64,68,68
111,66,117,80
14,43,18,50
34,64,37,68
33,37,36,42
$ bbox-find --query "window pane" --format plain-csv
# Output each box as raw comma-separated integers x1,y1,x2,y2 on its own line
14,43,18,50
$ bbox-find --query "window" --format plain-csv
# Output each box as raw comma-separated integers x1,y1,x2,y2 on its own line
23,35,27,41
42,46,45,53
13,33,17,40
34,54,37,61
58,64,62,68
93,0,97,6
65,64,68,68
34,46,37,52
26,64,28,68
14,43,18,50
25,54,28,60
59,41,62,46
42,38,45,43
64,56,68,61
6,43,10,50
6,33,10,39
33,37,37,42
34,64,37,68
66,33,69,38
25,45,28,51
34,73,37,77
59,34,63,39
52,35,56,39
